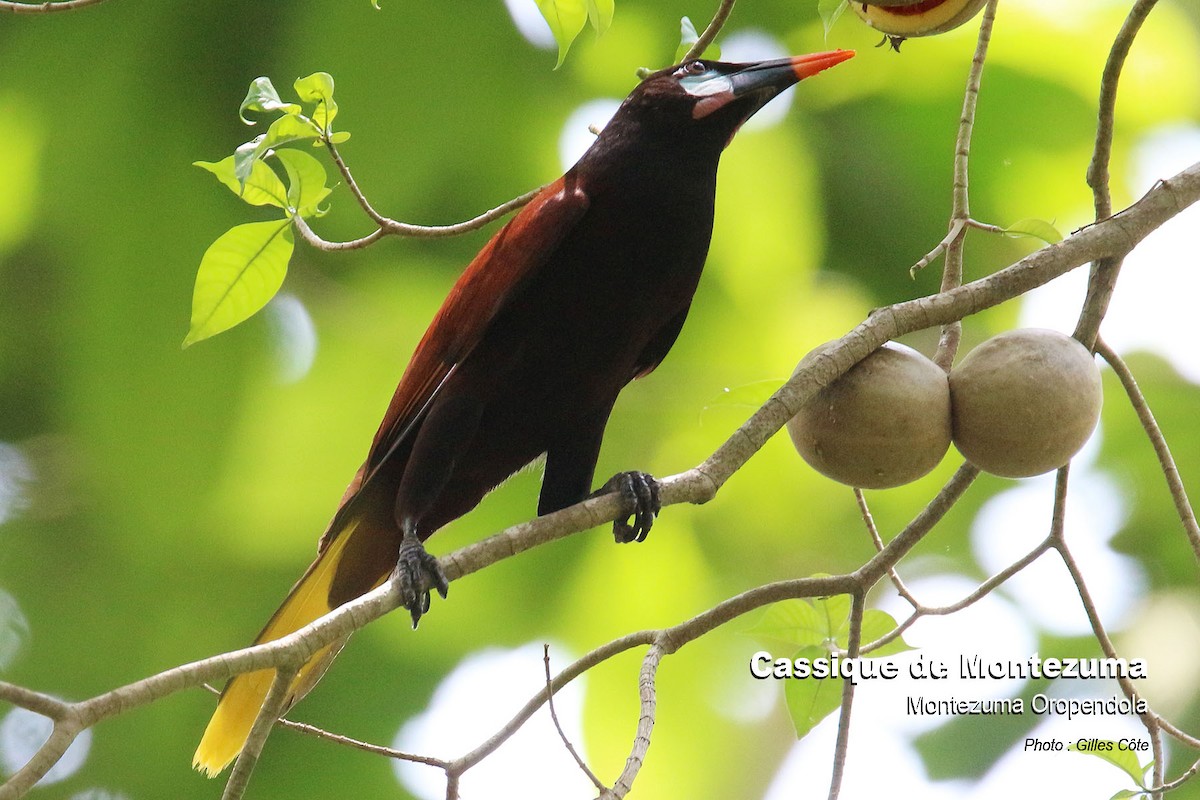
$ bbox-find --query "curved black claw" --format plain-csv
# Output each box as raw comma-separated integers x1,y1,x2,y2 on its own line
597,470,661,544
394,528,449,629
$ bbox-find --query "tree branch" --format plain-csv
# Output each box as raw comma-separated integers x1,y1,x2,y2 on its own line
0,0,107,12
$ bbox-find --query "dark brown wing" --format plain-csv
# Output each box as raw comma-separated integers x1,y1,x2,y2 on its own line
322,174,591,535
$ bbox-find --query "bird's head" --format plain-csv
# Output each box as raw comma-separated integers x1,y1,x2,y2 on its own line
602,50,855,154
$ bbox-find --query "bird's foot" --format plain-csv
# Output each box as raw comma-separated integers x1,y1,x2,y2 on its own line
595,471,661,544
393,527,449,629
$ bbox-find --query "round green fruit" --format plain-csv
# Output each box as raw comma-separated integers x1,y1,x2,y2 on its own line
949,328,1102,478
787,342,952,490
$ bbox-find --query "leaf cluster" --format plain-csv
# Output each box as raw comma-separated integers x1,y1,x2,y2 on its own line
184,74,343,347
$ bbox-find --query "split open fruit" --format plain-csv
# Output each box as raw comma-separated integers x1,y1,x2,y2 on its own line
850,0,988,40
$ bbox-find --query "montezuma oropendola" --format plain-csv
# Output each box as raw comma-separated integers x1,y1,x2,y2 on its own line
194,49,854,775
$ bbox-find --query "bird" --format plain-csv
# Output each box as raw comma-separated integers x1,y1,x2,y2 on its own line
193,48,855,776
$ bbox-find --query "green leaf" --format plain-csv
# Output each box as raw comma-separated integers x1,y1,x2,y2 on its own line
814,594,852,642
184,219,294,347
194,156,288,208
818,0,849,37
585,0,613,35
272,149,331,218
262,113,323,150
746,598,836,650
675,16,720,62
1004,217,1063,244
1068,741,1150,789
784,645,844,738
534,0,588,68
1109,791,1147,800
294,72,338,132
857,609,913,657
239,77,301,125
233,136,265,186
234,115,325,185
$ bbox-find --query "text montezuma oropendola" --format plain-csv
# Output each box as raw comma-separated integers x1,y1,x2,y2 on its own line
194,49,854,775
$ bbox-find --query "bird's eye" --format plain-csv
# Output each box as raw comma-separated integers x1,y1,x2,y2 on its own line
687,61,707,74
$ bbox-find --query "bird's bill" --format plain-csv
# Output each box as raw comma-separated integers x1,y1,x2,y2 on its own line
786,49,858,82
688,50,855,120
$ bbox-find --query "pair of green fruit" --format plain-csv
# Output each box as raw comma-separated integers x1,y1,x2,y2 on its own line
787,329,1104,489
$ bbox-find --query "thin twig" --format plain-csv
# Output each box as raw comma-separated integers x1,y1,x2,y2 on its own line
379,185,547,238
1053,528,1159,740
542,644,605,791
1095,338,1200,561
280,718,450,769
827,592,865,800
1075,0,1161,348
293,184,548,251
1159,754,1200,792
319,137,551,240
1151,722,1166,800
324,138,388,226
1049,466,1173,796
856,464,981,586
932,0,998,372
1047,464,1071,543
859,535,1054,654
291,213,386,251
909,218,1008,277
221,666,298,800
909,217,967,278
1157,716,1200,751
682,0,736,62
606,643,664,799
854,488,920,607
449,631,656,776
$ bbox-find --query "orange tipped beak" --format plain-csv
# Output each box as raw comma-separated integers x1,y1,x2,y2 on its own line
790,49,857,81
689,49,855,120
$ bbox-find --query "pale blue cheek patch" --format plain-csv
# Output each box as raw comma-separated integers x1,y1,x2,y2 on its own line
682,74,734,119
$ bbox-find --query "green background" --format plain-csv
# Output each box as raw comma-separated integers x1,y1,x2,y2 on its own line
1,1,1199,798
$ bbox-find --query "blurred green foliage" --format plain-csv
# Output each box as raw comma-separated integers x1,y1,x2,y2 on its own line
1,1,1199,799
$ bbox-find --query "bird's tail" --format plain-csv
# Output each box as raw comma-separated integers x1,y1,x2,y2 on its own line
192,515,387,776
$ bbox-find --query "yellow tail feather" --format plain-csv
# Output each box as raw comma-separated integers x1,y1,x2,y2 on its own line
193,520,361,777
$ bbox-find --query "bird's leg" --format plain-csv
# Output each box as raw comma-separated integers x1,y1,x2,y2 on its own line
392,390,485,629
539,406,659,543
593,471,661,544
394,518,449,629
